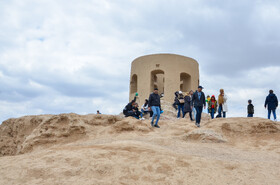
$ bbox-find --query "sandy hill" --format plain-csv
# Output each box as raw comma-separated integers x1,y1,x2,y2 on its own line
0,112,279,185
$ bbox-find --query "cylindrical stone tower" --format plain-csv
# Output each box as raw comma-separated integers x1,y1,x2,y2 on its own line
129,53,199,106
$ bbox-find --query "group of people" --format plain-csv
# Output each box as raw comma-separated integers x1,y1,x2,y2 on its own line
123,96,144,120
173,86,205,127
123,85,279,128
246,89,278,121
123,88,162,127
174,87,228,125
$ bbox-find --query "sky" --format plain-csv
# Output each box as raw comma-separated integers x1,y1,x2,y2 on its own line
1,0,280,123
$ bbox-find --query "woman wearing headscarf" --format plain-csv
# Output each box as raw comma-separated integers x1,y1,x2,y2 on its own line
183,92,193,121
218,89,228,118
208,95,217,119
176,91,185,118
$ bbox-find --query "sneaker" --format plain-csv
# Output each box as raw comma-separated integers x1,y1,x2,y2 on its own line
142,118,145,120
177,118,180,119
154,124,160,128
151,122,154,127
197,124,200,128
274,119,277,122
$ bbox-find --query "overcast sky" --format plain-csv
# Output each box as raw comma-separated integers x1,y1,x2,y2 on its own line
1,0,280,123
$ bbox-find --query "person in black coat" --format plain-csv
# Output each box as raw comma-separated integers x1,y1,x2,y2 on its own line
191,86,206,127
148,88,161,128
183,92,193,121
265,90,278,121
123,96,136,117
172,91,179,110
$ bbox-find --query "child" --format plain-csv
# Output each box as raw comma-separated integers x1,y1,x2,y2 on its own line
133,103,144,120
206,95,211,103
247,100,254,117
206,95,211,114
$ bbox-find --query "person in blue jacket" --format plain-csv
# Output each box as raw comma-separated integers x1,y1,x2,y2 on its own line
191,86,206,127
265,90,278,121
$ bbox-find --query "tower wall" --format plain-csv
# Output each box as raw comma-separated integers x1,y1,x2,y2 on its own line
129,54,199,107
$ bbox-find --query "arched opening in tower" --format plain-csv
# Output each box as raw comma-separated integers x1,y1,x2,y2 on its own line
151,70,164,95
180,73,191,92
130,74,138,96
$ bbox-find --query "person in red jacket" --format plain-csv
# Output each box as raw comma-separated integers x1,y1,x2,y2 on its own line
208,95,217,119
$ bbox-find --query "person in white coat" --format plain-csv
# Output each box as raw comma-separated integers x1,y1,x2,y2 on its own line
218,89,228,118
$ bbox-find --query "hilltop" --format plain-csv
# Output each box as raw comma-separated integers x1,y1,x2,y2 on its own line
0,112,279,185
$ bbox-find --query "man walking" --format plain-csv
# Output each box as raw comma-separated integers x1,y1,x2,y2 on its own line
192,86,206,127
265,90,278,121
148,88,161,128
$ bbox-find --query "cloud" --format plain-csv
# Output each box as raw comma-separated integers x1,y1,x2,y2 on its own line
0,0,280,123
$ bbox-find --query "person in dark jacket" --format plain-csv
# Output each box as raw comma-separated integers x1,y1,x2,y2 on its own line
176,91,185,118
148,88,161,128
247,99,254,117
191,86,206,127
123,96,136,117
183,92,193,121
265,90,278,121
132,103,142,119
172,91,179,110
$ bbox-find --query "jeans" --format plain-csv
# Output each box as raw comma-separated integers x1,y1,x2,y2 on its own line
247,114,253,117
192,107,196,120
177,104,184,118
210,108,215,119
195,106,203,124
218,106,226,118
268,109,277,120
125,110,135,117
133,111,142,119
151,106,161,126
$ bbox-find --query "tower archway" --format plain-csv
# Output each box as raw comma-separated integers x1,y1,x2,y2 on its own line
151,70,165,95
130,74,138,96
180,73,191,92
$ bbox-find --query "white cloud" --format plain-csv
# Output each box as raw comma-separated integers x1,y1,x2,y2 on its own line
0,0,280,122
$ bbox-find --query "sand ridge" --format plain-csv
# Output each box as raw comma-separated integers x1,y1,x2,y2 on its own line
0,112,280,185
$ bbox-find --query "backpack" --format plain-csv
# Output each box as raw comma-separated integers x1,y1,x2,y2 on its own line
178,98,185,104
